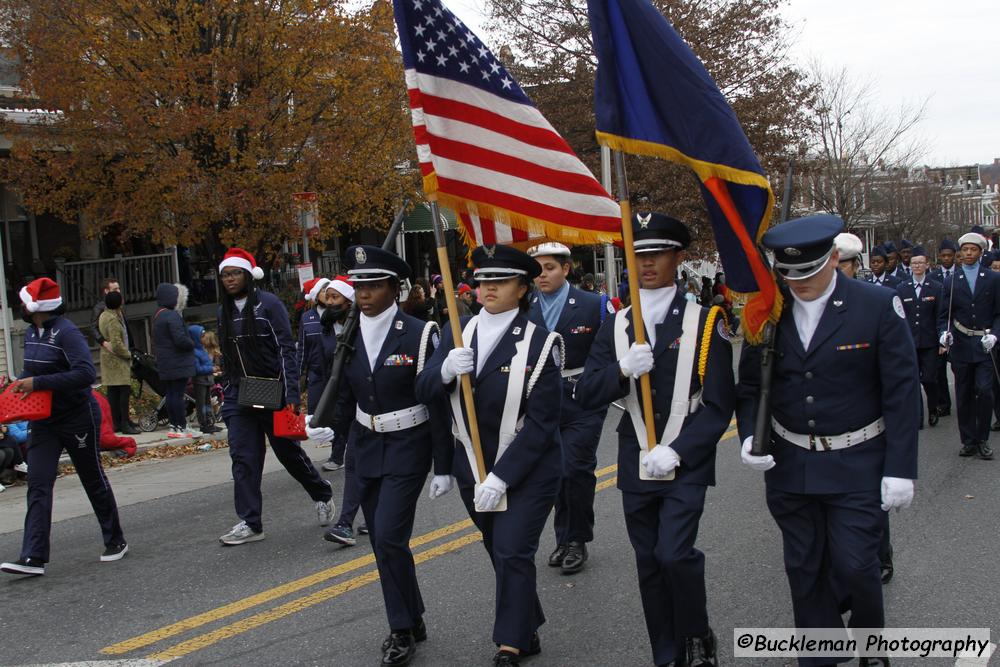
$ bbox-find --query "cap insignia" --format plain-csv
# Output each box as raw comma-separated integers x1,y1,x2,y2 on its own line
784,247,801,257
355,247,367,264
484,245,497,259
638,213,652,229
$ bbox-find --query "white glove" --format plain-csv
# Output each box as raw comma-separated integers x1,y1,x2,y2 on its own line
428,475,454,499
939,331,953,347
641,445,681,478
441,347,475,383
740,436,776,472
982,334,997,352
619,342,654,378
474,472,508,512
304,416,335,443
880,476,914,511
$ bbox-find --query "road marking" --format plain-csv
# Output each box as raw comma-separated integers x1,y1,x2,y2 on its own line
101,518,474,655
106,424,739,659
143,532,485,661
13,662,169,667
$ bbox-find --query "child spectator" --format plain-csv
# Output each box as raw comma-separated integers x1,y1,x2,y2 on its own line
92,390,137,458
201,329,222,375
189,323,220,434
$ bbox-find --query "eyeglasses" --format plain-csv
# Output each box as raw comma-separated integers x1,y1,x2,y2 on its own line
220,270,243,280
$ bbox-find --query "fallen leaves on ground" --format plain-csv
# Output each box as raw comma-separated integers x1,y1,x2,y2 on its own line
56,439,230,478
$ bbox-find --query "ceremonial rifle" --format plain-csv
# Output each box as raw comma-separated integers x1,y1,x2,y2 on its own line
750,159,794,456
309,199,409,429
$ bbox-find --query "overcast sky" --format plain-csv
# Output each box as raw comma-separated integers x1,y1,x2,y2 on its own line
440,0,999,167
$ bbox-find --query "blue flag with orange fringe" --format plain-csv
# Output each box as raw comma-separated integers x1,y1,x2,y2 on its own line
588,0,780,340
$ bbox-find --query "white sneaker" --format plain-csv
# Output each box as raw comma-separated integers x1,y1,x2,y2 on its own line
0,483,5,493
219,521,265,546
13,463,27,474
322,460,344,472
316,499,336,527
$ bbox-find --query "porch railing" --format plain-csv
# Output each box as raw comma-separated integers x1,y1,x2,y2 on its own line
56,252,177,311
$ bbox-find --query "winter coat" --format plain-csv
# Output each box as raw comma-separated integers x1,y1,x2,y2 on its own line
189,324,215,376
6,421,28,444
152,283,195,381
93,390,137,456
98,308,132,386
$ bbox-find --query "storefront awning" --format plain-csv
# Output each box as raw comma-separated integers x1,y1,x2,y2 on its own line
401,202,458,233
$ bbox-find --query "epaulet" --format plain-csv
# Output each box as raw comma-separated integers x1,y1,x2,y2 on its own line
527,331,564,398
417,320,440,374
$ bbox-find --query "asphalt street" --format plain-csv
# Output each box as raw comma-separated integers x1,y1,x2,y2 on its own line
0,389,997,667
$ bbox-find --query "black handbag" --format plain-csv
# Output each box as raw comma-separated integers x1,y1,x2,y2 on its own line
234,346,283,410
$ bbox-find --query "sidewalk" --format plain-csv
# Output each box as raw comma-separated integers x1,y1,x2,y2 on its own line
57,424,232,464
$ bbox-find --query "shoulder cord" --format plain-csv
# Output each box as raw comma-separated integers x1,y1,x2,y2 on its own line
417,320,439,374
526,331,564,398
698,305,725,384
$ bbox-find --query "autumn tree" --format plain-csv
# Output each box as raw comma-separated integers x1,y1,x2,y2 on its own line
484,0,814,258
0,0,416,260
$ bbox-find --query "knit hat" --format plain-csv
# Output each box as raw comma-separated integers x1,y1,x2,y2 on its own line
19,277,63,313
328,275,355,302
219,248,264,280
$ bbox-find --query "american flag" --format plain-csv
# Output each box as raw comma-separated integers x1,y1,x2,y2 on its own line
392,0,622,248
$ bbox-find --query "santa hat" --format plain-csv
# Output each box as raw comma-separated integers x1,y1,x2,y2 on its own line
20,277,63,313
219,248,264,280
302,277,324,302
307,277,331,302
328,275,355,302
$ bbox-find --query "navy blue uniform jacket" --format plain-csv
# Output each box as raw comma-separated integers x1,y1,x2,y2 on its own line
938,265,1000,364
334,307,453,480
21,315,97,423
867,273,900,289
296,306,338,400
575,291,735,492
218,290,301,415
527,285,611,423
896,279,943,348
415,312,562,490
737,276,920,494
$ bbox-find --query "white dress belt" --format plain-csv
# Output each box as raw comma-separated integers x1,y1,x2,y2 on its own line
953,320,987,337
356,404,429,433
560,367,584,378
771,417,886,451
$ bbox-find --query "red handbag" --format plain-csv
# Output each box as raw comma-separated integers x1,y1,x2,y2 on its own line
273,405,307,440
0,385,53,423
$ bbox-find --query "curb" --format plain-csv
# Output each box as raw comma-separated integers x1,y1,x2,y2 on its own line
57,429,231,465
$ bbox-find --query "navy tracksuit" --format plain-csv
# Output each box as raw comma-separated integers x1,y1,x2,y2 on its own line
527,286,612,546
938,264,1000,446
896,278,943,421
333,307,452,634
575,291,735,667
737,276,919,667
930,266,957,412
416,312,563,652
297,305,346,465
219,290,332,533
19,315,125,562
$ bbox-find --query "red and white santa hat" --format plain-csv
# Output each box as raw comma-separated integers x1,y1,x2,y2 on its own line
219,248,264,280
328,275,355,302
20,277,63,313
305,277,331,302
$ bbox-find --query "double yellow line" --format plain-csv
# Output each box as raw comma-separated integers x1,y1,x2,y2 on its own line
103,426,736,661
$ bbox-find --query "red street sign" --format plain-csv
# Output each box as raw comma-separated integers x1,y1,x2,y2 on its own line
292,192,318,201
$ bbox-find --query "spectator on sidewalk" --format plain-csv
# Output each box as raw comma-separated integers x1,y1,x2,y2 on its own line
1,277,128,576
0,424,23,487
189,323,221,435
153,283,195,438
89,277,121,347
455,283,475,317
201,329,223,375
92,390,137,458
401,282,434,321
98,290,138,434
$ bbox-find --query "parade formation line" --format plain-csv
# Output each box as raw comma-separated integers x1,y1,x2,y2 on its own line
104,425,738,662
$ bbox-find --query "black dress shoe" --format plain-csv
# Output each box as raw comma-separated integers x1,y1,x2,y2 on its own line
381,631,416,666
880,552,894,585
560,541,588,574
978,442,994,460
937,407,950,416
960,443,978,457
493,650,521,666
382,619,426,651
928,411,939,427
547,544,566,567
522,632,541,657
992,421,1000,431
685,628,717,667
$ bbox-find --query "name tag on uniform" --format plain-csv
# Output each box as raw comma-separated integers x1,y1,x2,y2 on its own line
836,343,871,351
902,297,914,302
383,354,415,366
569,326,593,334
922,296,936,302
